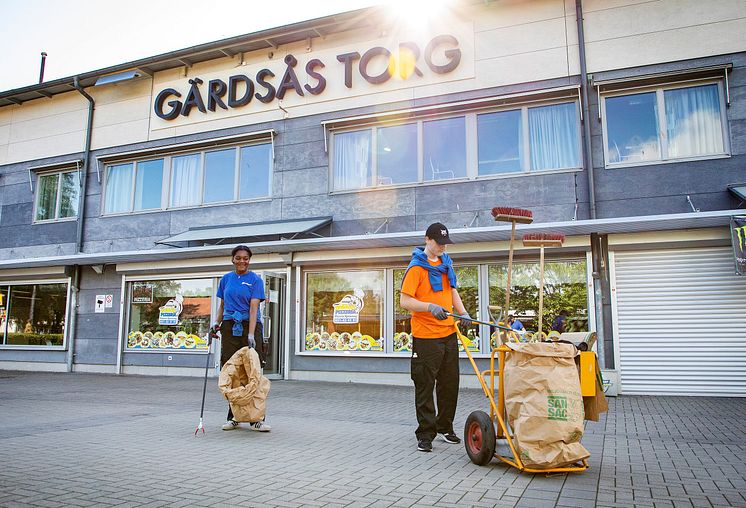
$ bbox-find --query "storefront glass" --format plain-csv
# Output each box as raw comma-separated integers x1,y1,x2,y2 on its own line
0,284,67,346
488,259,588,347
126,279,212,351
304,270,383,352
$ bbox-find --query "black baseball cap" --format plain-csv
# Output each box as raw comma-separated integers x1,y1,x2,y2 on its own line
425,222,453,245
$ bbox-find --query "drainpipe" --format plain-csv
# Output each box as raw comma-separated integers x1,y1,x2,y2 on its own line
67,76,95,373
575,0,596,220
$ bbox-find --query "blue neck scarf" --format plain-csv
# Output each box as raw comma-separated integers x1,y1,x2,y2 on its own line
405,247,457,292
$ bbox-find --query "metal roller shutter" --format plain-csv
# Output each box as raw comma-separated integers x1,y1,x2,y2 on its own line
613,247,746,396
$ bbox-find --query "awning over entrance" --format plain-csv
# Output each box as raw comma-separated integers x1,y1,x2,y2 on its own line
155,217,332,246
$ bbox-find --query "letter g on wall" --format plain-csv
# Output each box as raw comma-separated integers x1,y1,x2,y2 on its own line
154,88,183,120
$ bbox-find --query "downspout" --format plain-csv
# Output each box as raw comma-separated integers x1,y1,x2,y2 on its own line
67,76,95,373
575,0,596,220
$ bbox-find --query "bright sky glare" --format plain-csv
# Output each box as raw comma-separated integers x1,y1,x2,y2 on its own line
0,0,391,92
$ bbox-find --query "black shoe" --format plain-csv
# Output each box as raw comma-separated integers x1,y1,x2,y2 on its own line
417,439,433,452
439,432,461,444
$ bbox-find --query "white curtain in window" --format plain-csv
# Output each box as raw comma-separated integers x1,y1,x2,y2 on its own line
171,154,201,207
105,164,132,214
529,103,580,170
334,130,371,190
665,85,724,158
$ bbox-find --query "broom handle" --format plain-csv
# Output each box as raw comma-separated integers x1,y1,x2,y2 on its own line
538,245,545,337
504,220,516,340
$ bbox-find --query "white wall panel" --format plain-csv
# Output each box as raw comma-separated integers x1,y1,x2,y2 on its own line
613,248,746,396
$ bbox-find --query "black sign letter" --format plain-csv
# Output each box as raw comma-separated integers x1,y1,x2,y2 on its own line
154,88,182,120
359,47,392,85
424,35,461,74
255,69,276,103
228,75,254,108
336,52,361,88
207,79,228,111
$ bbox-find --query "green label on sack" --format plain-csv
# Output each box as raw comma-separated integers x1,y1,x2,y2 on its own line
547,395,569,421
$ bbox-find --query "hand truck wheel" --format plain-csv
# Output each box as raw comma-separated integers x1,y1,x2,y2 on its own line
464,410,496,466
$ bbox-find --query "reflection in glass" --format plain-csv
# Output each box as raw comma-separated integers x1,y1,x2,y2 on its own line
239,143,272,199
170,154,201,207
127,279,212,350
35,174,59,220
377,123,417,185
424,117,466,181
134,159,163,210
334,129,372,190
305,271,383,352
605,92,660,164
488,260,588,345
105,163,133,214
0,286,9,344
5,284,67,346
204,149,235,203
528,102,580,170
478,110,523,175
58,171,80,218
665,84,724,158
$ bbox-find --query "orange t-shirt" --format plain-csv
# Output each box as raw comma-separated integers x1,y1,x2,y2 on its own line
401,261,455,338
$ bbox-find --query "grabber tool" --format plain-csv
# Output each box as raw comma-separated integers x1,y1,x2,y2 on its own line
195,324,221,436
446,313,512,332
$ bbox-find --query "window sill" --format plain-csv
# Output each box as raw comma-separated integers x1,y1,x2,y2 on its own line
605,152,730,169
0,345,66,351
32,217,78,225
123,349,208,354
294,350,496,358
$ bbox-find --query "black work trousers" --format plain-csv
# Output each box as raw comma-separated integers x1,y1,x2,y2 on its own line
220,319,264,421
410,333,460,441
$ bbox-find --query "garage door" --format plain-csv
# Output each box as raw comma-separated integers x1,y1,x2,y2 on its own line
613,247,746,396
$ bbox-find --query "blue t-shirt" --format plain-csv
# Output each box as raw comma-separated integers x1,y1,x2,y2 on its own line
217,271,265,322
511,319,524,331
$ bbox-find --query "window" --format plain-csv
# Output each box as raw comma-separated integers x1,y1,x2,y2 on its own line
0,283,68,347
332,101,581,190
304,270,384,353
488,259,589,346
126,279,213,351
603,82,727,166
34,170,79,221
103,142,272,214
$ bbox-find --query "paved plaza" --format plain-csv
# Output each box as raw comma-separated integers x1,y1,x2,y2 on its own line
0,371,745,507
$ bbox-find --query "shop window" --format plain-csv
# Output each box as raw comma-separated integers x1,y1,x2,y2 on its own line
488,259,588,346
603,82,727,166
126,279,212,351
304,270,384,352
0,283,68,347
34,170,79,221
103,142,272,214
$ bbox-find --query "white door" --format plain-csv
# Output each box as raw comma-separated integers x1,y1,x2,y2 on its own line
612,247,746,396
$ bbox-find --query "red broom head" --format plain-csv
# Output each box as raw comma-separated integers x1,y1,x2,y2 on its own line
521,232,565,247
491,206,533,224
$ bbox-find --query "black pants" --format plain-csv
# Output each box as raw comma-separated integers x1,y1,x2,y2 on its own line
411,333,460,441
220,320,264,421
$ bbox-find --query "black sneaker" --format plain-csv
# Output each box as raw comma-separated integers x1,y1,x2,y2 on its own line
417,439,433,452
439,432,461,444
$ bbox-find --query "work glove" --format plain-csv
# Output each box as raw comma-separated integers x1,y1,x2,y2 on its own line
247,333,256,349
458,312,472,322
209,323,221,338
427,303,449,320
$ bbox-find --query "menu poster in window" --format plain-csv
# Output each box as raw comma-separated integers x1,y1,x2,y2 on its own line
332,291,364,324
132,282,154,304
731,216,746,275
158,295,183,326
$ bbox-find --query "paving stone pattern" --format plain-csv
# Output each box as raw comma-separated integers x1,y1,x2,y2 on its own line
0,372,744,507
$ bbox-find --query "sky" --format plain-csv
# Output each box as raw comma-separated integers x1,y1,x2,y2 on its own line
0,0,387,92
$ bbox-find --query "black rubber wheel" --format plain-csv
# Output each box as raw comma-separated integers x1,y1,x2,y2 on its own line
464,410,497,466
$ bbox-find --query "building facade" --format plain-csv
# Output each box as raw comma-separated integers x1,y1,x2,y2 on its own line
1,0,745,396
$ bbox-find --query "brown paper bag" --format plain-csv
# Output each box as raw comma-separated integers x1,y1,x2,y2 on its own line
583,359,609,422
504,342,590,469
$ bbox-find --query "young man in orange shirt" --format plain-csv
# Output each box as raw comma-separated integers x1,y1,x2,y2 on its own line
400,222,470,452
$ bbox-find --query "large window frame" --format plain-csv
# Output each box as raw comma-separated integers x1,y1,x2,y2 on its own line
102,141,273,216
0,279,70,350
299,256,592,358
601,79,730,169
33,168,80,223
329,99,583,192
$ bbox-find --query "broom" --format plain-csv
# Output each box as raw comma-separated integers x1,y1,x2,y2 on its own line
491,207,533,346
521,232,565,339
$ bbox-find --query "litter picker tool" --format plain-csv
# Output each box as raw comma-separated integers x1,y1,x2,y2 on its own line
491,207,533,344
521,233,565,338
195,324,220,436
446,312,512,332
